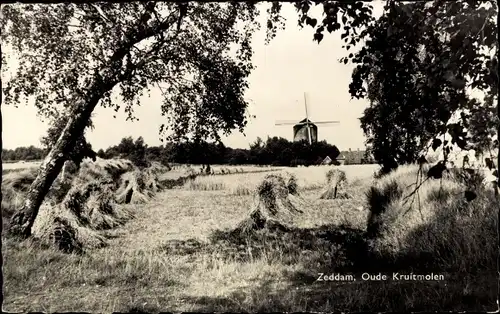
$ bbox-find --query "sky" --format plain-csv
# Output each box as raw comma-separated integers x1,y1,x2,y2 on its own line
1,2,385,151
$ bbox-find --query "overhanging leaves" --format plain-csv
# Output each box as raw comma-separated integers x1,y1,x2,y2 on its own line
2,2,261,143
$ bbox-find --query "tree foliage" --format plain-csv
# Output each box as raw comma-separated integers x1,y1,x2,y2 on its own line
250,136,341,166
2,2,266,237
101,136,149,168
351,1,497,173
2,2,260,143
279,0,498,174
97,136,342,167
2,146,45,161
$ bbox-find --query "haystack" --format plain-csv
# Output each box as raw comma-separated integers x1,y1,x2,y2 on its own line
31,179,132,253
32,203,107,253
10,158,167,252
1,167,71,215
28,159,138,252
233,174,304,236
319,169,349,199
115,170,155,204
79,158,135,188
60,160,79,182
2,168,37,191
1,168,38,219
283,171,299,195
282,171,310,207
143,163,165,193
66,181,133,229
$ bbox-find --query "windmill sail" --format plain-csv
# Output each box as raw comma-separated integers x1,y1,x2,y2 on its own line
312,121,340,125
304,92,312,145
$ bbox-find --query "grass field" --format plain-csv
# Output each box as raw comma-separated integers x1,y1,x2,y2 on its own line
2,161,498,312
2,160,42,170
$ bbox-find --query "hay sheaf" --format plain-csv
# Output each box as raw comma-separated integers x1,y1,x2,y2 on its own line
115,162,166,203
64,181,134,229
116,170,156,204
10,158,166,252
282,171,299,195
319,169,349,199
365,165,454,241
32,178,134,252
1,168,38,218
31,203,107,253
232,174,305,237
143,165,165,193
2,168,38,192
1,167,71,218
79,158,135,186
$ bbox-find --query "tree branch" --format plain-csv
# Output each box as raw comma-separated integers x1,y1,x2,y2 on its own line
103,4,178,85
90,4,113,26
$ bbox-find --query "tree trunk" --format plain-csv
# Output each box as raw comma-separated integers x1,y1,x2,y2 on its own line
497,14,499,197
9,89,109,238
497,121,499,197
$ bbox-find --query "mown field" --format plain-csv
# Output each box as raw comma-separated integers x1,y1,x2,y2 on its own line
2,160,497,312
2,160,42,170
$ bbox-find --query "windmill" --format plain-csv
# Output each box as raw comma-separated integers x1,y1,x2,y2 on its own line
275,92,339,145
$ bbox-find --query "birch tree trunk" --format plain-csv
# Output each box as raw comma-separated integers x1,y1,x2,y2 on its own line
9,88,109,237
497,111,499,197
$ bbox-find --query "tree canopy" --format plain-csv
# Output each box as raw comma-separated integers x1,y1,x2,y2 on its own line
2,2,260,142
275,0,498,174
3,1,496,172
352,1,497,173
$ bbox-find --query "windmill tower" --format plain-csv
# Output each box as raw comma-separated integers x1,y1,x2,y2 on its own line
275,92,339,145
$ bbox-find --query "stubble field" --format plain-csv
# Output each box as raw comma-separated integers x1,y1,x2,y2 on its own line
2,162,497,312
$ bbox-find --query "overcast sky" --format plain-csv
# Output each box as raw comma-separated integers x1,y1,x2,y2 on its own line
2,2,386,151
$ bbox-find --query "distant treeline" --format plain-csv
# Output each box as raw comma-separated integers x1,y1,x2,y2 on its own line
3,136,373,167
2,146,47,162
97,136,343,167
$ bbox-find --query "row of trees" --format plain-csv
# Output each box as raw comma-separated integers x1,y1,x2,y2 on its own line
2,146,46,161
3,135,348,168
98,136,151,168
95,136,345,167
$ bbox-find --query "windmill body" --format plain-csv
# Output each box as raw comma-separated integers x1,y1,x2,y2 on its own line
275,92,339,145
293,118,318,143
